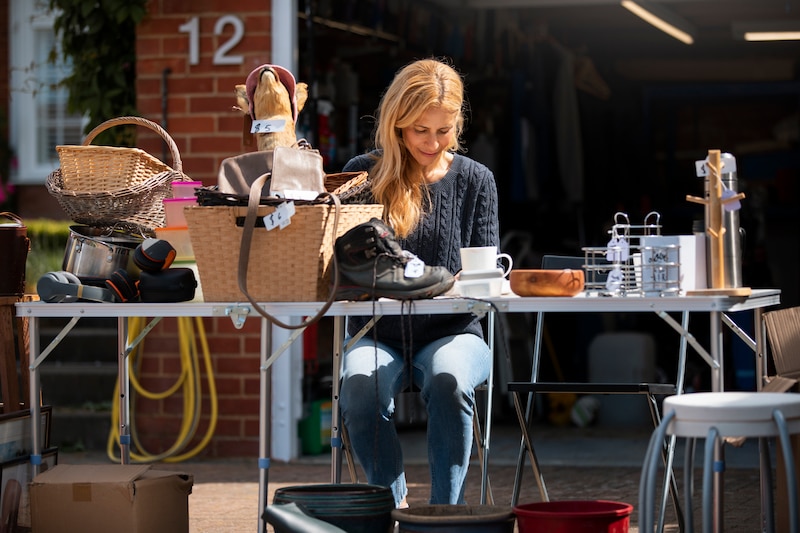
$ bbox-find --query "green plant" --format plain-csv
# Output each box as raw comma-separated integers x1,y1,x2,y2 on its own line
24,219,72,293
48,0,148,146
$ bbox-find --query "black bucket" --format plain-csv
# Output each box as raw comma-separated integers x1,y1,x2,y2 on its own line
392,505,516,533
0,212,30,296
271,484,394,533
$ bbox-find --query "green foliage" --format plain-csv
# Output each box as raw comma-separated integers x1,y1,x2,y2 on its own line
24,219,72,293
48,0,147,147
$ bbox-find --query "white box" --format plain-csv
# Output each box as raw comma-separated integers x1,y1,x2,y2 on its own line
640,235,706,294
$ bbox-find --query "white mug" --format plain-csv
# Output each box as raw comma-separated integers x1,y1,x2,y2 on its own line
460,246,513,277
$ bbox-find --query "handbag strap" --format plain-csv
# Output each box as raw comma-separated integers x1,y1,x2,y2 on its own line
238,173,341,330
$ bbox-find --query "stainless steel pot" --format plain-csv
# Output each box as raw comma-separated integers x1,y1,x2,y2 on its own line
63,226,143,280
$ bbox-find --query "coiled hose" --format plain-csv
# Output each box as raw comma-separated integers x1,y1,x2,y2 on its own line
106,316,218,463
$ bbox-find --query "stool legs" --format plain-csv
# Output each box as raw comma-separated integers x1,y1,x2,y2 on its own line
641,408,800,533
701,428,719,533
758,437,774,532
639,410,676,533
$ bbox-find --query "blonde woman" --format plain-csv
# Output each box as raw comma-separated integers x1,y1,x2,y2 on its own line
339,58,500,507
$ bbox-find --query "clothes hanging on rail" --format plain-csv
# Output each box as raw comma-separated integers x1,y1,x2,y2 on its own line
508,39,585,206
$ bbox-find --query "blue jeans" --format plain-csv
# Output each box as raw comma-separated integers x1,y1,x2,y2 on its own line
339,333,491,507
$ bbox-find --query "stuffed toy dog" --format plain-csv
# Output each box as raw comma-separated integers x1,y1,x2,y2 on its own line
234,64,309,151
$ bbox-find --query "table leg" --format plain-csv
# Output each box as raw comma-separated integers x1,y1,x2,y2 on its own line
258,318,272,533
117,317,131,464
330,316,345,484
754,308,773,531
709,311,724,533
479,312,496,505
28,316,41,475
511,311,547,506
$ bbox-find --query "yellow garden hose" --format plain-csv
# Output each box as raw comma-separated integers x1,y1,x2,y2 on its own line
106,315,218,463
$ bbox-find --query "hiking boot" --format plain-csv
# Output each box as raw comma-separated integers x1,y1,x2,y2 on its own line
334,218,455,301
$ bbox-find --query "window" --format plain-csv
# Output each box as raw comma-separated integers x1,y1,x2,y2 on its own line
9,0,85,184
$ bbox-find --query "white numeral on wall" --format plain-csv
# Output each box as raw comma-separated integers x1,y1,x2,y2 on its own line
179,15,244,66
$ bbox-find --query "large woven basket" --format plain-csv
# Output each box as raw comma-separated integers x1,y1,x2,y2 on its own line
46,116,191,236
185,203,384,302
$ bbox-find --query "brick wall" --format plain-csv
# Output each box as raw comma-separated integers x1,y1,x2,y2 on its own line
133,1,275,458
132,316,264,457
135,0,271,184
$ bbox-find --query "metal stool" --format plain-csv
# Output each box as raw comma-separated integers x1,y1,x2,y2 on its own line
639,392,800,533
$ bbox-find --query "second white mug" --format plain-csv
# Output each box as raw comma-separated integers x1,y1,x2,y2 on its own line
460,246,513,277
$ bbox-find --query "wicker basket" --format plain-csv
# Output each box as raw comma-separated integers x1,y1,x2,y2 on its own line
185,203,384,302
56,145,174,192
47,116,191,236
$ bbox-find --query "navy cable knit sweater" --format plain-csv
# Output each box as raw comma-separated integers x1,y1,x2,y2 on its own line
342,152,500,348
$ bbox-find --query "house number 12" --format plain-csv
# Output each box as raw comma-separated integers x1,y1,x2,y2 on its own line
178,15,244,66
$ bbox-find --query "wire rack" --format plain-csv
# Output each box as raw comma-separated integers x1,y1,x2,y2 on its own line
582,212,681,297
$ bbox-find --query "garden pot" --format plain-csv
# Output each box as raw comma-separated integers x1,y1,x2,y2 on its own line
272,483,394,533
392,504,516,533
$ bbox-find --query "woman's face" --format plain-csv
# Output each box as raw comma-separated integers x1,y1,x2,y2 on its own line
401,107,457,168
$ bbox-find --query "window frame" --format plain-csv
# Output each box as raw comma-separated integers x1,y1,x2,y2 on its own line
9,0,85,184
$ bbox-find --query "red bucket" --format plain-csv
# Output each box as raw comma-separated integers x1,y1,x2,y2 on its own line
514,500,633,533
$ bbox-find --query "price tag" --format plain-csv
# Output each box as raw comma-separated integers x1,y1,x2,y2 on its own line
696,155,737,177
404,256,425,278
605,267,624,292
722,184,741,212
263,201,296,230
694,159,709,177
606,237,629,262
251,119,287,133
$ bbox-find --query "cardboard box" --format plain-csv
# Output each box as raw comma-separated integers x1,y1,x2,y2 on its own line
30,464,193,533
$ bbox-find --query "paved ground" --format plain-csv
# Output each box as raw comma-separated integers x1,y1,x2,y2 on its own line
58,423,775,533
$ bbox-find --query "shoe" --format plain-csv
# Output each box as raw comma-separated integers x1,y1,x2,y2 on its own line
334,218,455,301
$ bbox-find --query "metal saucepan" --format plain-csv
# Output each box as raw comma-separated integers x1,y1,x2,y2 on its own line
63,225,143,280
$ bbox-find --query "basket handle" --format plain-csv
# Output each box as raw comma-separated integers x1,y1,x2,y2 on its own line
0,212,24,226
238,173,341,330
82,116,183,173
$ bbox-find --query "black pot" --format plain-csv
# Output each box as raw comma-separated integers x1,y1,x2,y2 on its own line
271,484,394,533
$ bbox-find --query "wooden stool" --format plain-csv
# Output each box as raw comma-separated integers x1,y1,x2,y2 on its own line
639,392,800,533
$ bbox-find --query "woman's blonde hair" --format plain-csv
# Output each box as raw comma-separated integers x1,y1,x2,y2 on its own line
370,58,466,237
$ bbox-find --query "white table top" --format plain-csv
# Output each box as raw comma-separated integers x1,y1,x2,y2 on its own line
16,288,781,319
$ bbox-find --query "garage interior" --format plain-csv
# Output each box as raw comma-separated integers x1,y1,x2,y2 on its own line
294,0,799,393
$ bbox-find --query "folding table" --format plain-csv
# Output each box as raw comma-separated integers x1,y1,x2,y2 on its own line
16,289,779,532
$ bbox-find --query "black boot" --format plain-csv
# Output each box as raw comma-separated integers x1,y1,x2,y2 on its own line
334,218,454,300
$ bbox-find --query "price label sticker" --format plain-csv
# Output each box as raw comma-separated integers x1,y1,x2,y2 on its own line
251,119,287,133
263,201,296,230
404,257,425,278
